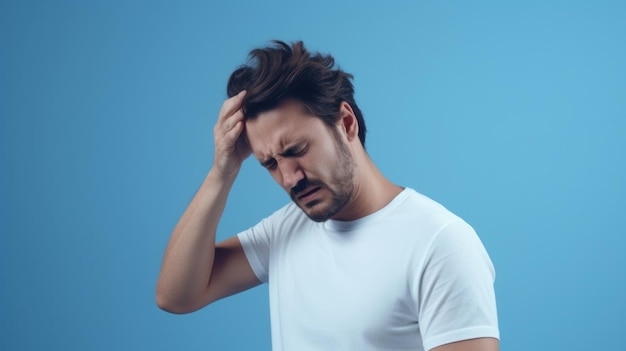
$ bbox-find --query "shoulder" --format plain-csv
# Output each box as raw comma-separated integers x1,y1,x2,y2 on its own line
392,188,467,234
263,202,309,229
244,201,314,243
400,189,486,256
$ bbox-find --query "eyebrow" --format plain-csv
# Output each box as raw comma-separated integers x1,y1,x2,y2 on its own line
258,141,307,168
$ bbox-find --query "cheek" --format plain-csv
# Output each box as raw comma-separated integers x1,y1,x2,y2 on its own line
307,144,340,180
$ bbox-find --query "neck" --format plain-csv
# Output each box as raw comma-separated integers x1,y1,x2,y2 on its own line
331,152,403,221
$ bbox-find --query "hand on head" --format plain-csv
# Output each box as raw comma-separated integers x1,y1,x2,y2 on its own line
212,90,252,179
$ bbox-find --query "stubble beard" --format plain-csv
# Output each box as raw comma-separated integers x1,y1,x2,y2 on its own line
290,135,355,223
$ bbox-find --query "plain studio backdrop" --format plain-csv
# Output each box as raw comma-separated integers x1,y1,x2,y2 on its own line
1,1,624,350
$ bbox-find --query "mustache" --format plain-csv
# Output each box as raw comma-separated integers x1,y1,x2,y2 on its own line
290,178,323,198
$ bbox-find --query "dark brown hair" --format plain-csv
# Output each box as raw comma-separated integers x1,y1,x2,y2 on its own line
227,40,366,146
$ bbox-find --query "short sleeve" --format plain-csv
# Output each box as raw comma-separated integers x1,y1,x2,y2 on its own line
417,220,499,350
237,216,273,283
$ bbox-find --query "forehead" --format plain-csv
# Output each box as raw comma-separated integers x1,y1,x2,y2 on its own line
245,100,329,157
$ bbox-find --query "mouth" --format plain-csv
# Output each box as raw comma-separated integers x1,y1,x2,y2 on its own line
297,186,321,201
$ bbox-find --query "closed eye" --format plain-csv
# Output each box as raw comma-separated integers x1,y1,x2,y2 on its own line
282,145,307,158
259,143,308,170
260,158,277,170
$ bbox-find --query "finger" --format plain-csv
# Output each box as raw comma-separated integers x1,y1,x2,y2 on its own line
219,108,245,133
222,120,245,146
219,90,247,120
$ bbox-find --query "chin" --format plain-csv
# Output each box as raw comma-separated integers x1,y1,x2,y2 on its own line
305,211,332,223
299,199,340,223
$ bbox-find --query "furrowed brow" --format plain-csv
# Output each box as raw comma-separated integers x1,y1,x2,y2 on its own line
257,140,306,169
280,142,306,157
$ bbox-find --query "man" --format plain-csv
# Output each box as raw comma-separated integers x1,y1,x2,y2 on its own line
157,40,499,351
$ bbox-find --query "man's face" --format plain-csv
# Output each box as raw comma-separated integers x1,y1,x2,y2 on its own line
245,100,355,222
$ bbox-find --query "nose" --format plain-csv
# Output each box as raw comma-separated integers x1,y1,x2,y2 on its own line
277,158,304,190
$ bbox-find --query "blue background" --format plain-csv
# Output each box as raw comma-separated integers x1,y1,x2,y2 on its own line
1,1,625,350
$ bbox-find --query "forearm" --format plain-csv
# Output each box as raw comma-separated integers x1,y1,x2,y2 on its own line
156,169,236,312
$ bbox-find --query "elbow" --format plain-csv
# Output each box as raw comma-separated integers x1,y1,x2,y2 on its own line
156,294,194,314
156,292,182,314
155,286,208,314
155,283,186,314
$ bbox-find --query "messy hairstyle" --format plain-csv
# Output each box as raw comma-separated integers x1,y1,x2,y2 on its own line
226,40,366,146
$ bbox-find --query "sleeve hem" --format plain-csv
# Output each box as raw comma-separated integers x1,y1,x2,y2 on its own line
237,232,269,283
423,326,500,351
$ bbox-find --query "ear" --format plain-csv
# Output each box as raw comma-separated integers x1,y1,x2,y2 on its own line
338,101,359,142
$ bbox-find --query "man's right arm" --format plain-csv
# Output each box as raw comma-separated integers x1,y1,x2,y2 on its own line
156,91,260,314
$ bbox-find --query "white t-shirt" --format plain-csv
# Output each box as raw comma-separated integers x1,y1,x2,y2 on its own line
238,188,499,351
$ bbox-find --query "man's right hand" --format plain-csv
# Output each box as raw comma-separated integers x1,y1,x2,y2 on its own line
212,90,251,179
156,90,261,314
